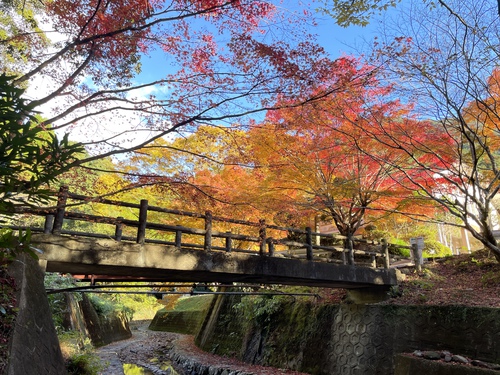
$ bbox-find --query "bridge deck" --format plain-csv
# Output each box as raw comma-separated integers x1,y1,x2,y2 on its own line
33,234,398,289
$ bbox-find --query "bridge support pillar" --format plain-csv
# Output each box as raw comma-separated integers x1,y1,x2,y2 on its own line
38,259,48,274
345,286,391,304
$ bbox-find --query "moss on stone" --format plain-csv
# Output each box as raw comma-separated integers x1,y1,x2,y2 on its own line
149,295,214,334
196,296,500,375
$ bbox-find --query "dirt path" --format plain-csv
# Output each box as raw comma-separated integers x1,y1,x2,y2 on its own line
96,321,181,375
95,320,309,375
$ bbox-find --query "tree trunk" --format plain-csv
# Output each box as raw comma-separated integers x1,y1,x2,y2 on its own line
475,222,500,263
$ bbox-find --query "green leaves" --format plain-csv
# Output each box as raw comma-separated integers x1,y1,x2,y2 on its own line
0,74,84,261
0,228,38,263
0,74,84,213
318,0,401,27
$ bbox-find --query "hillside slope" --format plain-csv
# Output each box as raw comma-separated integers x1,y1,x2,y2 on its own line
383,249,500,307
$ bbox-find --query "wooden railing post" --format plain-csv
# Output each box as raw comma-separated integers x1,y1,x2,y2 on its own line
137,199,148,244
259,219,266,255
115,217,123,241
44,214,54,234
382,238,390,269
305,227,313,261
204,210,212,251
268,238,275,257
52,186,68,235
225,231,232,252
175,226,183,249
412,243,422,272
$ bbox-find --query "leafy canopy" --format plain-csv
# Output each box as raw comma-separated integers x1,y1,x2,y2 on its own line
318,0,401,27
0,73,83,261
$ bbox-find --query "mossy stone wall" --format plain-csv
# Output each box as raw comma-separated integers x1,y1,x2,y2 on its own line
149,309,207,334
149,295,214,335
6,254,67,375
196,296,500,375
79,294,132,347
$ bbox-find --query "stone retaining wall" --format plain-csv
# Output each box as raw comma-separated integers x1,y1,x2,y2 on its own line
6,254,67,375
6,254,132,374
78,294,132,347
149,309,207,334
196,295,500,375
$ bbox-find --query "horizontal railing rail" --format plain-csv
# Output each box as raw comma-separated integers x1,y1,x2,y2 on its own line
6,186,414,269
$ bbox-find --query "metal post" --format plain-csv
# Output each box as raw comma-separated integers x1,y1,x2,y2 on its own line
114,217,123,241
204,210,212,251
259,219,266,255
137,200,148,244
44,215,54,234
382,238,390,269
306,227,313,261
225,232,232,252
52,186,68,235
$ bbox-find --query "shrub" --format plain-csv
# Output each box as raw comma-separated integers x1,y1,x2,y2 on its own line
233,293,291,325
0,266,17,374
87,293,133,320
423,240,452,258
388,238,411,257
44,273,81,333
66,350,103,375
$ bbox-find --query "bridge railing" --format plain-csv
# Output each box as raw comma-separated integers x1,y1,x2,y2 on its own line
9,187,411,269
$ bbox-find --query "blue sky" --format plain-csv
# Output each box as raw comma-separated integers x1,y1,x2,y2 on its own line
119,4,389,148
136,5,385,83
314,15,379,58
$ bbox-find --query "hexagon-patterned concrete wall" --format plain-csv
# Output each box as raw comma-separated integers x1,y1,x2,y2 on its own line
197,296,500,375
304,304,500,374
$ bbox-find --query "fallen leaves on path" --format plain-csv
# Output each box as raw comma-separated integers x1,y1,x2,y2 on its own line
383,249,500,307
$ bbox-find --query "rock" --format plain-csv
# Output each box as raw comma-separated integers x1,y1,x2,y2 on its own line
422,351,441,360
444,355,452,362
451,355,469,364
472,360,498,369
413,350,423,357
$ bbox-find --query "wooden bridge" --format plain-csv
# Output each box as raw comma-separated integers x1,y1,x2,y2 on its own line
6,187,410,289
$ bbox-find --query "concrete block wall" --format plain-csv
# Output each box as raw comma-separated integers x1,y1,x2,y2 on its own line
7,254,67,375
6,254,132,374
196,295,500,375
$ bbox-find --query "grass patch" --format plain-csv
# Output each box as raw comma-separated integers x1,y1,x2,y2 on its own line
60,332,104,375
66,350,104,375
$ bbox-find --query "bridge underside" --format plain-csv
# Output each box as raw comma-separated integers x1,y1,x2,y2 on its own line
33,234,398,289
